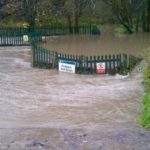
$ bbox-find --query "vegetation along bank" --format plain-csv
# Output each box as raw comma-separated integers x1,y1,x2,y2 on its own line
138,48,150,128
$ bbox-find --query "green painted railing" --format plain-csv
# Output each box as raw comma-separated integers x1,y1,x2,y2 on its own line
0,25,139,75
0,25,100,46
0,28,29,46
32,44,129,75
32,25,100,36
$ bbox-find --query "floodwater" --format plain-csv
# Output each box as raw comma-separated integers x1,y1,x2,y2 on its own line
42,28,150,56
0,46,144,128
0,46,150,150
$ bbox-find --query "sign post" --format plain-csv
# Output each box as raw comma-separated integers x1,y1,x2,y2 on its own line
96,62,106,74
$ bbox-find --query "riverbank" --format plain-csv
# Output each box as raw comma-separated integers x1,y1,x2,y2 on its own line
138,48,150,128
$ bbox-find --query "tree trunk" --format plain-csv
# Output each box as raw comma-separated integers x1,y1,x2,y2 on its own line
61,0,73,33
67,15,73,34
22,0,37,30
142,9,147,32
147,0,150,31
135,12,140,32
74,0,79,33
118,14,133,33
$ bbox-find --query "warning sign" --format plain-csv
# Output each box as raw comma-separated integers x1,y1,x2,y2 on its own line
23,35,29,42
96,62,106,74
59,60,76,73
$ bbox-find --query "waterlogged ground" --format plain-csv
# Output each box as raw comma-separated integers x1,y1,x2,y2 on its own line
0,46,150,150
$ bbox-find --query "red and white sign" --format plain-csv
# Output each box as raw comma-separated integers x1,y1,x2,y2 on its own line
96,62,105,74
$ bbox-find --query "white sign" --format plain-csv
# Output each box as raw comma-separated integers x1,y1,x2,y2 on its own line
59,60,76,73
96,62,106,74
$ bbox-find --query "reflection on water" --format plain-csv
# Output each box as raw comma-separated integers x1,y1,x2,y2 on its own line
42,31,150,56
0,46,144,128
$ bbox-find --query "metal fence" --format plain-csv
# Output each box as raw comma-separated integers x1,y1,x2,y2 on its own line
32,44,129,75
0,25,100,46
0,28,29,46
0,26,139,75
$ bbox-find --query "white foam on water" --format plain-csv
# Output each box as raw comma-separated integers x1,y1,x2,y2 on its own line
13,58,31,68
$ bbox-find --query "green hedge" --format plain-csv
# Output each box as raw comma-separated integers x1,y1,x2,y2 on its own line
138,48,150,128
139,93,150,128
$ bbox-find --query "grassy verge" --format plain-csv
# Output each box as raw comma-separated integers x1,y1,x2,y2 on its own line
138,48,150,128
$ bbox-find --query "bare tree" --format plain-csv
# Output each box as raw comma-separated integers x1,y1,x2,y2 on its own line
102,0,150,33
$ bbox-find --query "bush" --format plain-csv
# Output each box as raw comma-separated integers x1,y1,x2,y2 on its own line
138,94,150,128
143,66,150,93
142,48,150,93
138,47,150,128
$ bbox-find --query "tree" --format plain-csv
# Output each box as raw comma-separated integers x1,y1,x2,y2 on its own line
146,0,150,31
36,0,52,26
102,0,150,33
0,0,20,20
145,0,150,32
108,0,134,33
51,0,96,33
0,1,6,19
51,0,74,32
22,0,39,30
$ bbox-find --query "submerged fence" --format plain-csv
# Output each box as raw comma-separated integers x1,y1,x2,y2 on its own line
32,44,130,75
0,28,29,46
0,25,100,46
32,25,100,36
0,25,140,75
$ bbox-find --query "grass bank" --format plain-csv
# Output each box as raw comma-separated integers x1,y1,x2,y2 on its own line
138,48,150,128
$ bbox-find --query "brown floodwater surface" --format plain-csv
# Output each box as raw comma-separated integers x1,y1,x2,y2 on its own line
42,31,150,56
0,46,144,128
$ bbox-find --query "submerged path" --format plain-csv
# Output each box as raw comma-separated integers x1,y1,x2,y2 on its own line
0,46,150,150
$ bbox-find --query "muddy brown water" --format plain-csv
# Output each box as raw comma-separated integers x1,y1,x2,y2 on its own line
0,32,150,150
42,29,150,56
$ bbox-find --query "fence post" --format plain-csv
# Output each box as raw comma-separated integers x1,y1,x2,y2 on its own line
123,54,128,73
105,55,108,74
112,54,116,74
31,43,34,67
120,54,128,75
109,55,111,74
54,52,58,68
94,56,96,74
116,55,119,74
78,55,83,73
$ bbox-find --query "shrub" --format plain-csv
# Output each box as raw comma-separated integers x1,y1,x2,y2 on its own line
138,94,150,128
138,47,150,128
